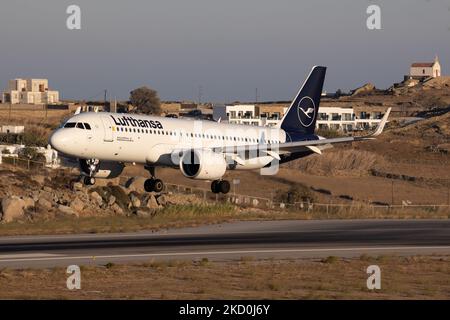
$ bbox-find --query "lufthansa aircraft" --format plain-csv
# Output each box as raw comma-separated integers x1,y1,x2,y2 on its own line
49,66,391,194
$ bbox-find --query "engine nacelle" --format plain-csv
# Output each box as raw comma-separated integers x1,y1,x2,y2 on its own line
79,159,124,179
180,149,226,180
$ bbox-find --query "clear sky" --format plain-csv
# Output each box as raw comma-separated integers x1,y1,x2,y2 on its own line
0,0,449,102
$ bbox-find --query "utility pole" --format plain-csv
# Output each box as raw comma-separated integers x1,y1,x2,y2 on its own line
255,88,258,103
8,99,12,122
198,85,202,105
104,89,108,111
391,180,394,206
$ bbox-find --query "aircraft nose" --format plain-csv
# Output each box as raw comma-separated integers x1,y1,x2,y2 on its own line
49,129,69,153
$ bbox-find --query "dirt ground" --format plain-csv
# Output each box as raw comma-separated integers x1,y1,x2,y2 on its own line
0,255,448,299
123,165,450,206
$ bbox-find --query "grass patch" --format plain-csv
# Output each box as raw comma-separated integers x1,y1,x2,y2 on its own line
0,255,448,299
321,256,339,264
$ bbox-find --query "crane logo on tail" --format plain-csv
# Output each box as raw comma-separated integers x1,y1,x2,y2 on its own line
296,96,316,127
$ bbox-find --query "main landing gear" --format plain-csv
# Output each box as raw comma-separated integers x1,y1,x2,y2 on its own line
211,180,230,194
144,166,164,193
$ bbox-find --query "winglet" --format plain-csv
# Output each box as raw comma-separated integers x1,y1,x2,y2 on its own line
370,107,391,137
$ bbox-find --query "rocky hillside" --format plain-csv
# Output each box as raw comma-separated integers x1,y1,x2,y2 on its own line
0,168,203,223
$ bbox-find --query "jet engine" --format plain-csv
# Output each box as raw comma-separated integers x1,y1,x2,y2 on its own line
180,149,226,180
79,159,124,179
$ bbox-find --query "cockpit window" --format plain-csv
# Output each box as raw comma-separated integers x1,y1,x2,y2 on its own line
84,123,91,130
76,123,85,129
64,122,76,128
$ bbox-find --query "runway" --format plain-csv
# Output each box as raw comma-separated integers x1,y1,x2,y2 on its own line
0,219,449,268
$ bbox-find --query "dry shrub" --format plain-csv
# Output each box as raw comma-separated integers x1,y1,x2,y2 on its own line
22,125,51,147
284,149,385,176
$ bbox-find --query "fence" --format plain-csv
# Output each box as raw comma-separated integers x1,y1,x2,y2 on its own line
164,182,450,214
0,155,47,170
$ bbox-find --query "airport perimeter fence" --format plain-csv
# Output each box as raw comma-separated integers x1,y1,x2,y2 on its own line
164,182,450,215
0,155,48,171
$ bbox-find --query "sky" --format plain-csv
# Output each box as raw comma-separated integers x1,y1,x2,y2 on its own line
0,0,449,102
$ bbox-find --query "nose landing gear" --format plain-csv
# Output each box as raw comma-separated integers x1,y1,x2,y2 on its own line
80,158,100,186
211,180,230,194
83,176,96,186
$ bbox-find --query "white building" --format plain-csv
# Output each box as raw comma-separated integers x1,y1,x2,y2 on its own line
409,56,441,80
2,78,59,104
213,104,288,127
213,104,384,132
1,125,25,134
317,107,383,131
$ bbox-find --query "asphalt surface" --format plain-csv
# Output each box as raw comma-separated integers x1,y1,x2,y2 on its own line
0,219,449,268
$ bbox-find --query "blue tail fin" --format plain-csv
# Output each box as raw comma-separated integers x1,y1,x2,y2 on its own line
278,66,327,134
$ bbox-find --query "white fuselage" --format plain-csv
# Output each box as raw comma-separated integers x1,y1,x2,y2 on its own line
50,112,287,171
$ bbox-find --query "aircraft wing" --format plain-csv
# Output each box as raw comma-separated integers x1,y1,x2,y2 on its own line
217,108,391,158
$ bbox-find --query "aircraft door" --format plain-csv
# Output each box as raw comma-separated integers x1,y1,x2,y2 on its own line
101,116,114,142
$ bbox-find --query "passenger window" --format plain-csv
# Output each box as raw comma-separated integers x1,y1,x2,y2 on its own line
84,123,91,130
76,123,85,129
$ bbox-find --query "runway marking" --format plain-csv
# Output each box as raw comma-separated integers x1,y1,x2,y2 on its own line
0,253,63,259
0,246,449,263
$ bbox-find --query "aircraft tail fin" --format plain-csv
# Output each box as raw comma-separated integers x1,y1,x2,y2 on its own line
278,66,327,135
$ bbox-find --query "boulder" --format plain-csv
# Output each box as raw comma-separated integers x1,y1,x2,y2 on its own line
111,203,124,215
93,177,121,187
129,192,141,208
58,205,78,217
38,197,53,209
43,186,53,193
72,182,84,191
125,176,147,193
31,175,46,185
1,196,26,222
70,197,85,213
108,195,116,206
22,197,35,209
57,192,71,205
143,194,160,209
90,191,103,206
352,83,375,96
156,194,167,206
108,185,131,211
39,190,53,202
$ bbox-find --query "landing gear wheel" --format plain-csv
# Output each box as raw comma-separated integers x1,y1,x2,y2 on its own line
83,176,96,186
153,179,164,193
211,180,220,193
144,178,164,193
218,180,230,194
211,180,230,194
144,179,155,192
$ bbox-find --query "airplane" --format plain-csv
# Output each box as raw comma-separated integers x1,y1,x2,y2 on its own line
49,66,391,194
